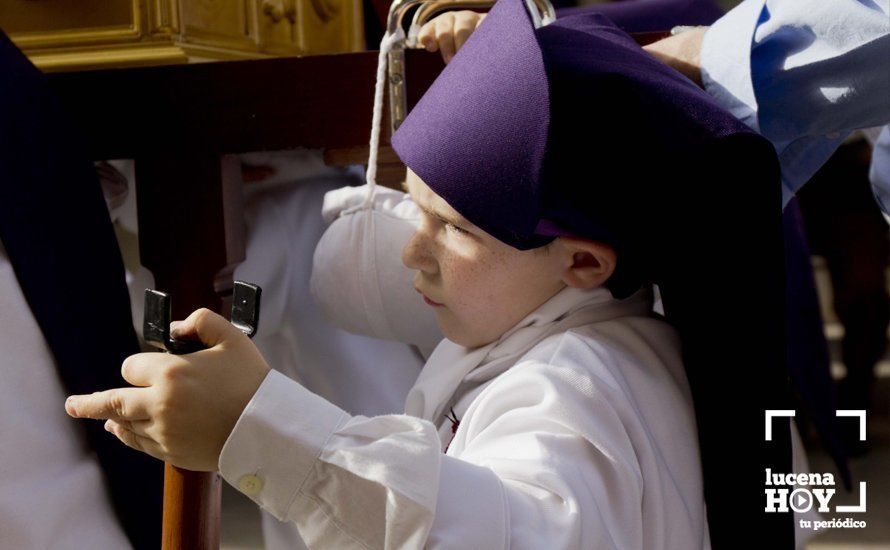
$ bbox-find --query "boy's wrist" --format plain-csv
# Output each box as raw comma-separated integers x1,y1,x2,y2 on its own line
218,370,350,519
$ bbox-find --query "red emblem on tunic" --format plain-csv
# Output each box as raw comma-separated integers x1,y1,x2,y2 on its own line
444,407,460,453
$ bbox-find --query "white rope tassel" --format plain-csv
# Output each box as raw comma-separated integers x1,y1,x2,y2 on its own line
365,28,406,206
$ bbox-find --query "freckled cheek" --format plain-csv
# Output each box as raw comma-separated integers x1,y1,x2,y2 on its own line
440,253,501,316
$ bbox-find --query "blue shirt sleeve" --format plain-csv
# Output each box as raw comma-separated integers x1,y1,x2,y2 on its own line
870,126,890,219
700,0,890,207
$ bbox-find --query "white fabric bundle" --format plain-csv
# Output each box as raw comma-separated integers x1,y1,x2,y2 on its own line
310,183,442,355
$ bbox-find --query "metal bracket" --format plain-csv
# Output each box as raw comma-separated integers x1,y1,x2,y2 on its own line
143,280,262,354
386,0,556,134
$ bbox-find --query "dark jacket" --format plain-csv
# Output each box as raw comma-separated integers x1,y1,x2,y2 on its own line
0,29,162,550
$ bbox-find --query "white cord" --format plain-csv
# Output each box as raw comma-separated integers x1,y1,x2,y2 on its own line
365,28,406,207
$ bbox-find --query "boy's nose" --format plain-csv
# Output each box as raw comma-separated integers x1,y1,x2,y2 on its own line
402,229,437,274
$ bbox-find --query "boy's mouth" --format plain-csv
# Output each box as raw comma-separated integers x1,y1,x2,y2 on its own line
415,286,444,307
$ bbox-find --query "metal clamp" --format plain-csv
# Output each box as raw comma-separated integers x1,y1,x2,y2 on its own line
386,0,555,134
408,0,554,45
143,280,262,355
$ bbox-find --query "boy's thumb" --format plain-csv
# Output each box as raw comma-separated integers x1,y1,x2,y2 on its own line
170,308,236,348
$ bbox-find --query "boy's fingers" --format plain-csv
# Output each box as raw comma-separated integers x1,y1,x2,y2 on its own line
418,21,438,51
120,352,168,387
105,420,166,462
453,16,477,51
434,15,457,63
109,418,153,439
66,387,151,421
170,307,237,349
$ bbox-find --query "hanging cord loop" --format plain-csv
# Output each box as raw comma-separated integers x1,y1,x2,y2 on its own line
364,28,406,206
365,0,554,206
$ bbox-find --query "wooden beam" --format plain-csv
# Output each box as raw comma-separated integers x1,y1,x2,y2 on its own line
46,50,445,159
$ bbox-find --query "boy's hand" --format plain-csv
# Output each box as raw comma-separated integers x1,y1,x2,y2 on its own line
417,11,486,64
65,308,271,472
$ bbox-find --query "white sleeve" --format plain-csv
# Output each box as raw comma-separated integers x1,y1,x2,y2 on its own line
702,0,890,139
698,0,765,130
700,0,890,204
219,360,647,549
870,125,890,220
219,370,443,549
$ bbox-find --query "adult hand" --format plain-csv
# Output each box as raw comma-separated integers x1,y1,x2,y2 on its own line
65,308,271,472
642,27,707,87
417,11,487,64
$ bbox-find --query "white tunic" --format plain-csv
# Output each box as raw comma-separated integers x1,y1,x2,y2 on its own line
0,239,131,550
219,283,710,549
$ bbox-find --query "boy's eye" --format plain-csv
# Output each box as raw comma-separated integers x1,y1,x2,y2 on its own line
445,222,469,235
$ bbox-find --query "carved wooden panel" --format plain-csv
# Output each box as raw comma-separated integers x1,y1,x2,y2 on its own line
252,0,298,54
179,0,256,52
2,0,364,71
0,0,141,49
295,0,362,54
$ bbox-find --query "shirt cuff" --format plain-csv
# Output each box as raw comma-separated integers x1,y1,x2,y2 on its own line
700,0,765,131
218,369,350,520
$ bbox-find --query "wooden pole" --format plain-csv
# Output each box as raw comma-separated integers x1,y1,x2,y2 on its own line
160,465,221,550
135,154,244,549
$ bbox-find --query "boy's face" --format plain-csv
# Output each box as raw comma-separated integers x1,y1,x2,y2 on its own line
402,169,567,348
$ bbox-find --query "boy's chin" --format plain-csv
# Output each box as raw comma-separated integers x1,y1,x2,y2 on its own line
437,318,497,350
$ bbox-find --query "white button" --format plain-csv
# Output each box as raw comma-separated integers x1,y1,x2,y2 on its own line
238,474,264,496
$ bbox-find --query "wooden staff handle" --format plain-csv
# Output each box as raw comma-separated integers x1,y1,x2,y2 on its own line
135,154,244,549
162,466,221,549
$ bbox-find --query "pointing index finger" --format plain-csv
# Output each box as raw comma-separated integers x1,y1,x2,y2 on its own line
66,387,151,422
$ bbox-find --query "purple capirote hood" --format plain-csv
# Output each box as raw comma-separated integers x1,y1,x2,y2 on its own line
391,0,767,272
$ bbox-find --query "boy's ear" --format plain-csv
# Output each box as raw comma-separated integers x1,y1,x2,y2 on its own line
556,237,617,289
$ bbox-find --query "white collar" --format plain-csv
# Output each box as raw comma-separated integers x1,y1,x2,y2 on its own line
404,285,653,423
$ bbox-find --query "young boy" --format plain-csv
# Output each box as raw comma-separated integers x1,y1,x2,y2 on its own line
67,0,793,546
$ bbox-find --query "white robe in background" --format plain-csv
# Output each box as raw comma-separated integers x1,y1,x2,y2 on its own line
0,239,131,550
218,282,711,549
